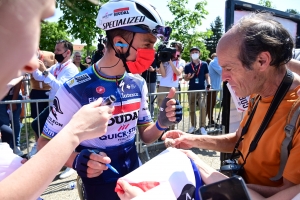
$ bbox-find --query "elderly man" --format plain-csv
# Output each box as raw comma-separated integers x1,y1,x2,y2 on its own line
163,12,300,198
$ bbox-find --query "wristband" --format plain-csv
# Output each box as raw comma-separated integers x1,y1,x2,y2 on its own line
155,121,167,131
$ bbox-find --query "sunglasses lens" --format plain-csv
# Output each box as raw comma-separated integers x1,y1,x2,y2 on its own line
154,26,172,42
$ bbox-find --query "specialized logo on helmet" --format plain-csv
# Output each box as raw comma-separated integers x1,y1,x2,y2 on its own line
114,7,129,16
102,16,145,30
51,97,63,120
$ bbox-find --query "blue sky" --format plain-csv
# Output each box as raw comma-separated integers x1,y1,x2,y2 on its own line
46,0,299,44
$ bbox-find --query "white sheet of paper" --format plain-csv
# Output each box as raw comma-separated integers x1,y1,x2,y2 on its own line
121,148,196,198
227,83,249,112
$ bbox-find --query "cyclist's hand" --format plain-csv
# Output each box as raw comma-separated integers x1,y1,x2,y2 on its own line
73,150,110,178
157,87,182,127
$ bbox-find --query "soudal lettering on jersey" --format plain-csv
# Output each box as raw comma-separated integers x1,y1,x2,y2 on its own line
121,93,138,98
108,111,138,126
43,126,57,137
102,16,145,30
114,7,129,16
46,116,63,127
99,127,136,140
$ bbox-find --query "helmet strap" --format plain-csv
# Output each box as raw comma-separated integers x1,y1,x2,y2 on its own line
109,32,136,72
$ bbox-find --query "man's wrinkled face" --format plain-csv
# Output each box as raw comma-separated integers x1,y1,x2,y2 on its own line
217,31,261,97
74,53,82,63
0,0,55,98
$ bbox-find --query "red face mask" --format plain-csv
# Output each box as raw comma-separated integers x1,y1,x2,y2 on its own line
126,49,155,74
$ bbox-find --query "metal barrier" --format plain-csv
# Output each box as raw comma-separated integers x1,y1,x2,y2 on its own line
0,88,225,159
138,88,225,160
0,98,52,156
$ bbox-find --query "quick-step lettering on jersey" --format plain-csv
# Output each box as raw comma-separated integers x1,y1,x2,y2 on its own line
42,65,152,148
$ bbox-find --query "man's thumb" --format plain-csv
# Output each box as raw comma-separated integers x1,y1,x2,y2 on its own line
166,87,176,99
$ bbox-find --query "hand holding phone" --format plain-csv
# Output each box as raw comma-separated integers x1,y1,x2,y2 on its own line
199,176,251,200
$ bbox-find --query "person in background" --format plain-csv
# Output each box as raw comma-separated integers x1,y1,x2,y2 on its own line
141,54,158,118
84,55,92,67
184,47,210,135
157,41,185,130
73,51,87,72
206,53,222,126
206,58,212,65
32,40,79,178
0,80,23,155
28,50,56,158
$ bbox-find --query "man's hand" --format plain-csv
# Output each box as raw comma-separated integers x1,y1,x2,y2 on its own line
72,150,110,178
116,179,144,200
38,60,47,72
161,130,195,149
186,73,195,80
65,98,114,142
157,87,182,127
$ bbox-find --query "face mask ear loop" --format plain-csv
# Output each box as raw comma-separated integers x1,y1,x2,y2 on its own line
112,33,136,73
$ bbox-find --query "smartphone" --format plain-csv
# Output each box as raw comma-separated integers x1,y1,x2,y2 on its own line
199,175,251,200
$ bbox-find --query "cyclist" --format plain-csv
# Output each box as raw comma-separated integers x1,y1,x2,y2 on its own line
37,0,182,199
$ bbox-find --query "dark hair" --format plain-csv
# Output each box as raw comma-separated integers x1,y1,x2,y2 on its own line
105,29,134,50
236,13,294,69
170,41,183,52
56,40,73,55
211,53,217,59
206,58,212,64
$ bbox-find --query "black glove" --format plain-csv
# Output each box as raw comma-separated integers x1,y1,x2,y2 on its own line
158,98,182,127
72,149,92,178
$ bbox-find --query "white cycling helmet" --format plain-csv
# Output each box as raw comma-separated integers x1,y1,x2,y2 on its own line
96,0,171,42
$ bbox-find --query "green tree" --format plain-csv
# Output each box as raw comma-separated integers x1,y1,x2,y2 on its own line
286,9,300,15
258,0,276,8
57,0,109,54
204,16,223,55
81,45,97,62
165,0,212,61
40,22,70,51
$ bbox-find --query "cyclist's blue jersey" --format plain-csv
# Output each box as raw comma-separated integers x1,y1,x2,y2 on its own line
42,65,152,189
42,65,152,147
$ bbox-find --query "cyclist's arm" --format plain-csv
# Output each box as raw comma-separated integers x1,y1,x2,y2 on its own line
37,86,80,165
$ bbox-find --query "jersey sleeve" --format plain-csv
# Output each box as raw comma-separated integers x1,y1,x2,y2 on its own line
137,80,152,126
41,86,81,140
